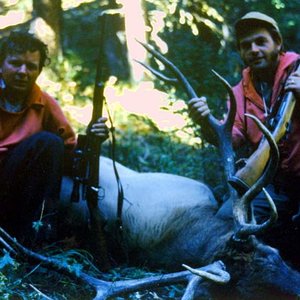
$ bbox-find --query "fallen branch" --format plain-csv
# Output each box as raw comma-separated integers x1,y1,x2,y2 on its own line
0,227,230,300
29,284,54,300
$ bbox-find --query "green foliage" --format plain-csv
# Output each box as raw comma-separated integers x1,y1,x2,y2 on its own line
0,248,97,299
0,251,16,269
62,1,100,88
32,220,44,232
0,251,40,300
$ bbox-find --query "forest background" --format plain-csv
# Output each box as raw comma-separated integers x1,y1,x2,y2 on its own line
0,0,300,299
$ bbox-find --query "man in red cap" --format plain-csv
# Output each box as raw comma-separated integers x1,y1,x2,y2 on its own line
188,12,300,261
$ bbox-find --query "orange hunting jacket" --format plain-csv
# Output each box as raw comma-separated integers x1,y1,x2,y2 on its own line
0,83,77,163
232,51,300,178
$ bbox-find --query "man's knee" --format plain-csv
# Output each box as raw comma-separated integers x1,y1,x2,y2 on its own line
31,131,64,154
25,132,65,170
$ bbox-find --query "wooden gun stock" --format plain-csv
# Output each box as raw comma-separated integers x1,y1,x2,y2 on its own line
229,64,299,194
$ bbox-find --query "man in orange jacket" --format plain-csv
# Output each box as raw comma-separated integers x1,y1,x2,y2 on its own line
188,12,300,261
0,31,108,245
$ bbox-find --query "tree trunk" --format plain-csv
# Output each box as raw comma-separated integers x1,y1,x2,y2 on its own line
119,0,147,83
31,0,63,59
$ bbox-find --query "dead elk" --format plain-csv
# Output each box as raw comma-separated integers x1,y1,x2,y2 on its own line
56,43,300,299
57,113,300,298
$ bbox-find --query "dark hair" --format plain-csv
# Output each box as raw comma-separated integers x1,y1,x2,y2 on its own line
0,31,50,70
235,20,283,51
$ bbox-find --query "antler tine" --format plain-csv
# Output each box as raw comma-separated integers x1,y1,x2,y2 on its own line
233,114,279,240
136,39,197,99
211,69,236,132
233,188,278,242
208,70,237,183
182,262,230,284
134,59,178,84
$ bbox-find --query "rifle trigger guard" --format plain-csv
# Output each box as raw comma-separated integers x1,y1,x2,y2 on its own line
90,186,99,192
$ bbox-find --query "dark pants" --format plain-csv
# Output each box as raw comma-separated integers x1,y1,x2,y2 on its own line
253,184,298,224
0,131,64,244
254,182,300,266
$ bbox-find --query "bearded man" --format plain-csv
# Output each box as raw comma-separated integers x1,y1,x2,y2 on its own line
188,12,300,264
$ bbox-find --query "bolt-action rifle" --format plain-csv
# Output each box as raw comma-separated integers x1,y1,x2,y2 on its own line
70,12,110,269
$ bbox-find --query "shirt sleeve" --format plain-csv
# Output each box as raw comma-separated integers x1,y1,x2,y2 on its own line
42,95,77,151
230,84,247,149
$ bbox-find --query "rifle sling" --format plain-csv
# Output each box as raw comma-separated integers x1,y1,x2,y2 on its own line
105,100,128,261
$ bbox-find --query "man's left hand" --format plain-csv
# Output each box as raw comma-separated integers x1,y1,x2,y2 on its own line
90,117,109,141
285,71,300,100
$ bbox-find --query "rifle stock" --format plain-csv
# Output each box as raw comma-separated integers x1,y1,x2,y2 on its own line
229,64,300,194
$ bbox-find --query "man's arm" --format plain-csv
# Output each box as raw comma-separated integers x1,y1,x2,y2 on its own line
188,96,219,146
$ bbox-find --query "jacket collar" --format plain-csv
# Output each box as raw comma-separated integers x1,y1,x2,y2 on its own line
26,83,45,108
0,81,45,111
241,52,300,109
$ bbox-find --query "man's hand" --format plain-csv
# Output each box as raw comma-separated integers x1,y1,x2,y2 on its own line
90,117,109,141
188,97,211,124
285,71,300,100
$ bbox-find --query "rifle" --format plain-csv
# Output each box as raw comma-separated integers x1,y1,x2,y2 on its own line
71,12,110,269
229,62,300,194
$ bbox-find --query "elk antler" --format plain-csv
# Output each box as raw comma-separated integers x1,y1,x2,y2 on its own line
232,114,279,241
136,40,237,190
183,262,230,284
0,227,230,300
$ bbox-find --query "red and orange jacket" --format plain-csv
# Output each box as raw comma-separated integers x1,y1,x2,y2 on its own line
0,83,77,162
232,51,300,178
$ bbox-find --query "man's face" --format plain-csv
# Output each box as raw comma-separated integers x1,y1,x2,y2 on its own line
0,50,41,98
238,28,282,73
